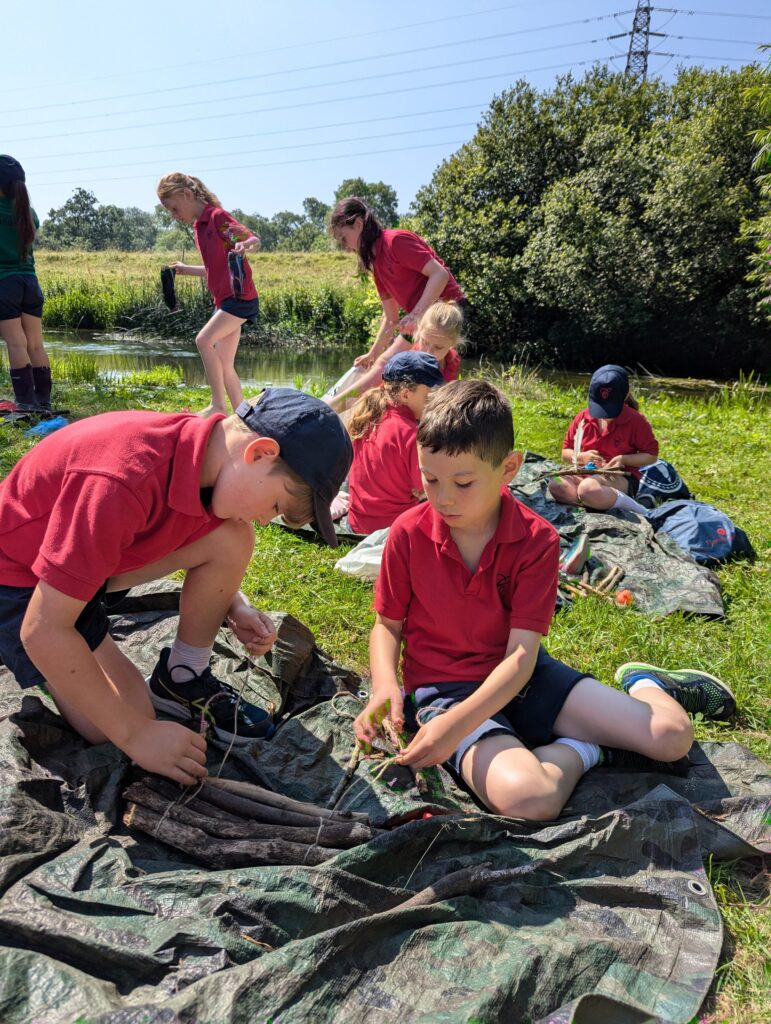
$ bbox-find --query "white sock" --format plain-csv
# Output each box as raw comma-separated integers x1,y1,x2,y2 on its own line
554,737,601,773
167,638,212,679
612,491,648,516
627,676,665,696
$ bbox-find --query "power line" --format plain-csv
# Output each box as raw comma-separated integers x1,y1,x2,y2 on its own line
3,46,613,143
653,6,771,19
3,35,616,131
3,11,634,117
38,121,480,178
2,0,575,96
31,139,475,189
32,105,491,162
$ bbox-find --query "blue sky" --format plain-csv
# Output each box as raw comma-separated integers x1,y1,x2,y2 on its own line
3,0,768,219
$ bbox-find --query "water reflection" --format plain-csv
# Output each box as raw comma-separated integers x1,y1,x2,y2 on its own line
43,329,363,391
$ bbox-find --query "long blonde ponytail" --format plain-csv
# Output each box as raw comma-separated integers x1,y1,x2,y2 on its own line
156,172,220,207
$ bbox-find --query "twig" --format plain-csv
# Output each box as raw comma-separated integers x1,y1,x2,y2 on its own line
327,743,363,809
382,717,430,796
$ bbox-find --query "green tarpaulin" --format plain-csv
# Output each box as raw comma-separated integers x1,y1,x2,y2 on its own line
0,584,767,1024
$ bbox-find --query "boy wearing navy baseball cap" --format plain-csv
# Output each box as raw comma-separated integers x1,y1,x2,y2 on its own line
0,390,352,784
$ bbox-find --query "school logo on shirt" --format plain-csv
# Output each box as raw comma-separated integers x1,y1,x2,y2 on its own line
496,573,510,598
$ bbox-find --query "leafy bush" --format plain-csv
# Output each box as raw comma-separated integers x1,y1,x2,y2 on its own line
412,65,770,376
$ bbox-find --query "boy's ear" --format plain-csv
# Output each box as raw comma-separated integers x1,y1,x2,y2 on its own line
243,436,281,463
502,450,524,484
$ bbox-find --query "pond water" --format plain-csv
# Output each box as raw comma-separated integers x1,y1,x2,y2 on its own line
42,329,757,398
43,329,363,392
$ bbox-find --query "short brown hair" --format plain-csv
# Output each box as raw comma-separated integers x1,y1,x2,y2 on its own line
270,459,314,526
417,379,514,467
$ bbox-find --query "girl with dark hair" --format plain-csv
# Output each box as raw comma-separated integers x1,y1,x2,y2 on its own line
0,156,52,409
326,196,464,411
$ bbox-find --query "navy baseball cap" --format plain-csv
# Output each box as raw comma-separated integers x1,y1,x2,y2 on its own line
588,364,629,419
0,156,25,189
383,351,445,388
236,388,353,547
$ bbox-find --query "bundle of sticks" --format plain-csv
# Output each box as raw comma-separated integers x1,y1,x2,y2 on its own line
558,564,625,603
529,464,629,484
124,774,382,868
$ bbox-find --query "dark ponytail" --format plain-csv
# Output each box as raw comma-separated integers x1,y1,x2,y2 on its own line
7,180,36,260
329,196,383,273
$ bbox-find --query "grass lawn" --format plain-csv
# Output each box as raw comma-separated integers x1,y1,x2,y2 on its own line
0,361,768,1024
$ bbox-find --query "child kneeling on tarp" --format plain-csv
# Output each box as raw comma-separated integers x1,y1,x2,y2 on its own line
347,350,445,535
0,390,352,785
354,380,735,820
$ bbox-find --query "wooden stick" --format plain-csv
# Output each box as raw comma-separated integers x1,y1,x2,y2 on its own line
198,782,354,829
204,775,371,823
382,717,430,797
125,782,379,847
124,802,338,866
398,858,555,909
327,743,363,810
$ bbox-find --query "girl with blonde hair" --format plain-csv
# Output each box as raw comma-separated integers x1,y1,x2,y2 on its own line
157,172,261,416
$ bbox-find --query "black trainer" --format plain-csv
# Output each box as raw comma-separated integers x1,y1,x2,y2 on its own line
616,662,736,721
147,647,275,745
598,746,691,776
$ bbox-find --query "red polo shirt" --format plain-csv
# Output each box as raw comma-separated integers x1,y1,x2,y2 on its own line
194,205,258,307
375,491,559,692
348,405,422,534
564,406,659,480
0,411,226,602
441,348,461,382
372,230,464,312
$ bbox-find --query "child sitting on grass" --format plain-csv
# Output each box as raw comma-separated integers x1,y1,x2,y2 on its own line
347,351,445,535
549,365,656,516
354,379,735,821
0,389,352,785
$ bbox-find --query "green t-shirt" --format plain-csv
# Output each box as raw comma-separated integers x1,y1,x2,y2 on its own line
0,197,38,279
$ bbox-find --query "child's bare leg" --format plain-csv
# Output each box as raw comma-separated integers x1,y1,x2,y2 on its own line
327,334,412,411
20,313,49,367
195,309,244,414
548,474,582,505
215,324,245,411
462,733,586,821
552,677,693,762
574,474,628,511
46,633,154,744
0,317,31,367
108,519,255,648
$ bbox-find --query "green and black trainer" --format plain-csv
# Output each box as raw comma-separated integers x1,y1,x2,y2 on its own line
615,662,736,721
598,746,691,776
147,647,275,744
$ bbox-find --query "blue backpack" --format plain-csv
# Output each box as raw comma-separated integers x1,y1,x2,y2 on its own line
636,460,690,509
647,500,755,566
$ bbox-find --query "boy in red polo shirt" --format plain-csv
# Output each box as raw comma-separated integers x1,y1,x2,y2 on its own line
549,365,656,516
354,380,735,820
0,389,352,786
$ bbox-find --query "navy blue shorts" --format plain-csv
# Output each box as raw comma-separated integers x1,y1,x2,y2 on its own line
0,584,125,688
405,646,589,774
0,274,44,320
218,296,260,324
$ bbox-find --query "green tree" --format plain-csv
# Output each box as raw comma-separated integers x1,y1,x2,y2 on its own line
38,188,102,249
334,178,398,226
412,65,769,375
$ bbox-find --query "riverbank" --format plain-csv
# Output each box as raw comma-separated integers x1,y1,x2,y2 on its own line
35,249,377,344
0,365,768,1023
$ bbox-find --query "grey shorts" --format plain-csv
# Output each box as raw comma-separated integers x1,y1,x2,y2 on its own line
405,646,589,774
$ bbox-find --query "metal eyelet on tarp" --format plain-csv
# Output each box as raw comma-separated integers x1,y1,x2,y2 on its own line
687,879,708,896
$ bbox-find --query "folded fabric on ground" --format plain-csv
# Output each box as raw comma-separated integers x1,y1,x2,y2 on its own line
337,454,725,617
0,583,767,1024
